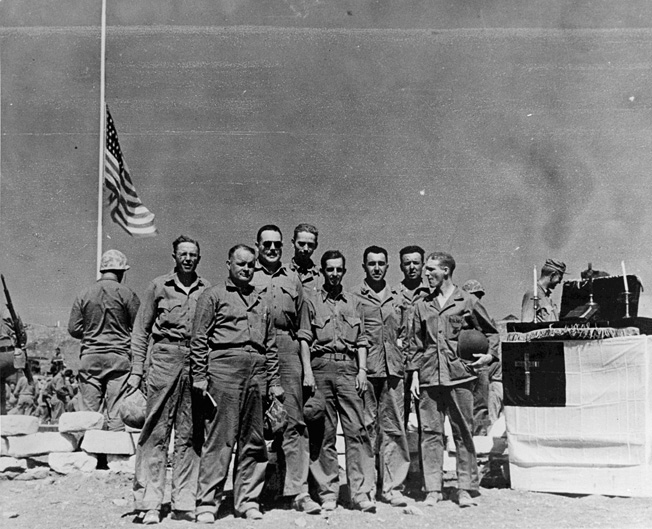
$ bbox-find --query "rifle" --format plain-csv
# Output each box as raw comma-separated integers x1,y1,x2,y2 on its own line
1,274,33,383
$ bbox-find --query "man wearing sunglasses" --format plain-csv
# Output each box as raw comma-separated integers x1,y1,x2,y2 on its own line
251,225,320,514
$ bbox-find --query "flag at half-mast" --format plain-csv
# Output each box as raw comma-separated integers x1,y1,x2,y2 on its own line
104,106,157,237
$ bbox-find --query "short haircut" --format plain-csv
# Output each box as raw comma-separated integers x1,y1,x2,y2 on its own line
321,250,346,270
257,224,283,242
293,223,319,241
228,244,256,260
172,235,200,255
399,245,425,260
363,245,388,264
425,251,456,275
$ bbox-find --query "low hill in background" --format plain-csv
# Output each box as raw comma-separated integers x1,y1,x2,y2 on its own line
25,323,81,374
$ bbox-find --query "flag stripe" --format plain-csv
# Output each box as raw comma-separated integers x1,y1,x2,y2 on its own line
103,106,157,238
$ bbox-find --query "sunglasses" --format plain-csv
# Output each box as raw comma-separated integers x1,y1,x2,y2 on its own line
261,241,283,249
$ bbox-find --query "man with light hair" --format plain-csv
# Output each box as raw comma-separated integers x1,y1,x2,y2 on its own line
68,249,140,431
410,252,499,508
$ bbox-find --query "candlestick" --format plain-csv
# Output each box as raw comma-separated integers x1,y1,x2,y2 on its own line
621,261,629,293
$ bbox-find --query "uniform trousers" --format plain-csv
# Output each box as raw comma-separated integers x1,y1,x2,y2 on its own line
275,332,309,497
78,352,130,431
419,382,479,492
133,343,202,513
196,348,268,517
363,376,410,500
308,354,375,505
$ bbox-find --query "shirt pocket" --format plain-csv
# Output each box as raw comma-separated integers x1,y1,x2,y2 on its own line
341,313,362,345
247,309,267,346
313,316,332,343
280,284,300,326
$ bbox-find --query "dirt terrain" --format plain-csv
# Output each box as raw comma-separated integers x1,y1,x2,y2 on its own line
2,468,652,529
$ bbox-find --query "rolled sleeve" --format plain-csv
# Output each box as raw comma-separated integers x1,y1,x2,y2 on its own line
296,299,314,343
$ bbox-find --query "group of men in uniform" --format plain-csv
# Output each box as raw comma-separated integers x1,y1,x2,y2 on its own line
61,221,567,524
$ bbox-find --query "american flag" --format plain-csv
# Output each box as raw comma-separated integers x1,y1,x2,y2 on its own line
104,106,157,237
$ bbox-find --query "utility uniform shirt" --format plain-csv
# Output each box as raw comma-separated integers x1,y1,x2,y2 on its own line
289,259,321,300
131,270,211,376
393,280,430,366
68,278,140,357
410,286,499,387
521,283,559,322
0,306,21,351
352,281,404,378
297,288,368,356
251,263,303,333
190,279,280,387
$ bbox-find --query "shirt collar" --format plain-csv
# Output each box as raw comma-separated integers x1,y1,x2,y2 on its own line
290,258,318,275
255,261,288,277
163,269,205,292
320,286,347,302
225,277,255,295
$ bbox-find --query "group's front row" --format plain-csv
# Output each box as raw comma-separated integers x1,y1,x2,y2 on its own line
67,223,502,524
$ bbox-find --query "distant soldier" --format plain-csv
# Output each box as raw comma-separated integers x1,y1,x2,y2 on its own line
129,235,210,525
352,246,410,507
251,226,319,514
68,249,140,431
289,223,321,298
10,369,36,416
190,245,283,523
521,259,567,322
410,252,499,508
298,250,376,513
46,360,73,422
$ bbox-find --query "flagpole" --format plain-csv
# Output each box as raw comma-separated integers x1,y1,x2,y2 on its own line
96,0,107,279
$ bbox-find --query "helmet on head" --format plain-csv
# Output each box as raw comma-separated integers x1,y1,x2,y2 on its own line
99,249,130,272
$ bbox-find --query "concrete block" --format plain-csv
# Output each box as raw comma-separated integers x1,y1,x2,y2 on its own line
49,452,98,474
0,456,27,472
13,467,49,481
81,430,135,455
1,437,8,456
58,411,104,433
107,454,136,473
0,415,40,436
6,432,79,457
474,436,494,455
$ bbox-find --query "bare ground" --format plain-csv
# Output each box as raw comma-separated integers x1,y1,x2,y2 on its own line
2,467,652,529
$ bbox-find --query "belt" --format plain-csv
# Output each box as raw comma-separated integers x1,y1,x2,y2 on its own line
321,352,353,361
156,338,190,347
0,345,14,353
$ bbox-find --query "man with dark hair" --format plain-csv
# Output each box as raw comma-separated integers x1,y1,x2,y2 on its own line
410,252,499,508
395,245,429,430
298,250,376,513
68,249,140,431
352,245,410,507
191,244,283,523
129,235,209,524
251,226,319,514
521,259,567,322
290,223,320,297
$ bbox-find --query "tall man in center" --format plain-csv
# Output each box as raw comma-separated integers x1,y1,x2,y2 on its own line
250,225,320,514
190,245,284,523
352,246,410,507
130,235,209,524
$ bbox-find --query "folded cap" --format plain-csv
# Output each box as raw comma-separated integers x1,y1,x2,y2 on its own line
544,259,567,276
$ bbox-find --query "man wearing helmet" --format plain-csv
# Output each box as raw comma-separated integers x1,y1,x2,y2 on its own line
67,249,140,431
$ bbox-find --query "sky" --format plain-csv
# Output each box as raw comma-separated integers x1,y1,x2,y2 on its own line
1,1,652,326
